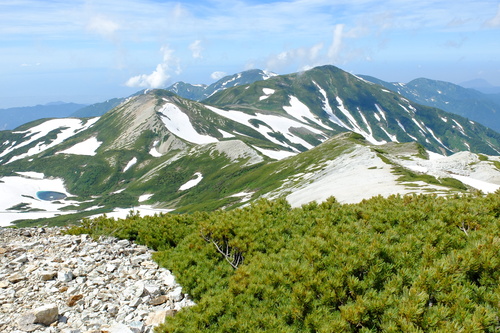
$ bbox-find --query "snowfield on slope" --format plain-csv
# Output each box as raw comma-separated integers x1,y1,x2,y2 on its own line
159,101,218,145
283,146,429,206
396,151,500,193
57,137,102,156
0,173,76,227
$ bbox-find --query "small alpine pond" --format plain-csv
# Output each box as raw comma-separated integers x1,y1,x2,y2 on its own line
36,191,67,201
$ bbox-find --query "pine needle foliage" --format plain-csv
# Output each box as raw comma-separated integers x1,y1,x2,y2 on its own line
68,192,500,332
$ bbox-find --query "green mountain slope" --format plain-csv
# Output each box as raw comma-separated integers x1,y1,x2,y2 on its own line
360,75,500,132
206,65,500,156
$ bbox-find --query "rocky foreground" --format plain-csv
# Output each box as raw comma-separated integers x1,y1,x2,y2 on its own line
0,227,194,333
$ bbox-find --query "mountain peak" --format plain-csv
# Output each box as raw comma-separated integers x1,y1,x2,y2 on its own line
166,69,277,101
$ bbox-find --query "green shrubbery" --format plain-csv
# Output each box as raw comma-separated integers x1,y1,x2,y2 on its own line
68,193,500,332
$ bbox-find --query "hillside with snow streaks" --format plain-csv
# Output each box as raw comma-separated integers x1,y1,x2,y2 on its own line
205,105,323,151
1,118,98,164
283,96,332,130
334,96,385,145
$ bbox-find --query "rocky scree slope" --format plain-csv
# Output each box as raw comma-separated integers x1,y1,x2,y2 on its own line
0,227,194,333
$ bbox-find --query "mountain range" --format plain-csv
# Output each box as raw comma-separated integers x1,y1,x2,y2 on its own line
360,75,500,132
1,65,500,226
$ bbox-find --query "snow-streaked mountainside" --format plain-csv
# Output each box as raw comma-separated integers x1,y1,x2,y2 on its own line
360,75,500,132
166,69,277,101
1,65,500,226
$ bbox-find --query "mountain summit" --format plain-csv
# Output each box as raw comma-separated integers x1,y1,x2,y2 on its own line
166,69,277,101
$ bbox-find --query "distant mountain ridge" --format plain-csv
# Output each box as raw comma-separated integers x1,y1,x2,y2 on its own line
359,75,500,132
0,103,87,130
460,78,500,94
166,69,278,101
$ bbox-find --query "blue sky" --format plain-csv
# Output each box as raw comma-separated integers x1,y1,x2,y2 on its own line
1,0,500,108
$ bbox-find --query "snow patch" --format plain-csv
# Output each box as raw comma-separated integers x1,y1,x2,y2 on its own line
218,130,235,138
262,70,278,80
253,146,297,160
149,140,162,157
335,97,385,145
451,175,500,193
425,126,451,151
206,105,321,150
16,171,44,179
159,101,218,145
0,173,75,226
58,137,102,156
375,104,387,121
313,81,348,129
179,172,203,191
139,194,153,202
259,88,276,101
92,206,174,220
230,191,254,202
123,157,137,172
381,128,398,142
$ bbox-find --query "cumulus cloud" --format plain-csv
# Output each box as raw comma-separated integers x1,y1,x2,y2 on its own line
189,40,203,59
125,46,180,88
211,71,227,80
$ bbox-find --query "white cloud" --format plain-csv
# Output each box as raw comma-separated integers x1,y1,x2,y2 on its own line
485,4,500,27
327,24,344,62
86,15,120,40
265,42,325,72
125,46,180,88
189,40,203,59
20,62,41,67
211,71,227,80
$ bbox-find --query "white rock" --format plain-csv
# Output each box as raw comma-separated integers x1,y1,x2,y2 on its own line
33,303,59,326
58,270,74,282
108,323,135,333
